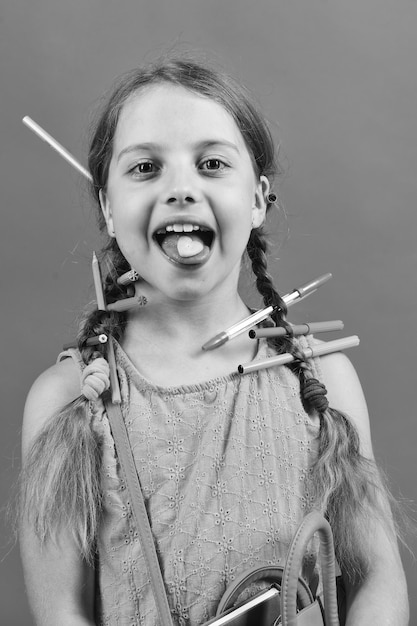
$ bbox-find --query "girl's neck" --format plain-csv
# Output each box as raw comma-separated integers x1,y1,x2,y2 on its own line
127,282,250,343
119,286,258,387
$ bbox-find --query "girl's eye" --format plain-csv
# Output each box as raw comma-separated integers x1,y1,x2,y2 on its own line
130,161,158,176
199,158,227,172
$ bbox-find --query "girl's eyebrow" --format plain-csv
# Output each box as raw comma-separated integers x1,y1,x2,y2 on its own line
117,142,159,162
117,139,240,162
198,140,240,154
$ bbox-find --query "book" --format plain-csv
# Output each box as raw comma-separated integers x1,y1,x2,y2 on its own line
204,585,281,625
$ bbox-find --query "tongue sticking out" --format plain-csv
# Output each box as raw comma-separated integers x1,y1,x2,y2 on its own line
177,236,204,258
160,232,211,265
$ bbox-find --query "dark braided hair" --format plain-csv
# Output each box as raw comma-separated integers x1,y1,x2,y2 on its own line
20,53,400,576
77,245,129,359
246,225,396,580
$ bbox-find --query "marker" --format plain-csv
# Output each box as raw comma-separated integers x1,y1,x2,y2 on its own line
238,335,360,374
107,295,147,312
117,269,140,286
86,333,108,345
62,333,108,350
22,116,92,181
202,273,332,351
249,320,344,339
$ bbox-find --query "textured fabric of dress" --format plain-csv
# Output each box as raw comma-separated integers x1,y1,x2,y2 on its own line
59,336,323,626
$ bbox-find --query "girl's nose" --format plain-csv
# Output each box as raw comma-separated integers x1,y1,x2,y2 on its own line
166,190,195,205
163,170,201,206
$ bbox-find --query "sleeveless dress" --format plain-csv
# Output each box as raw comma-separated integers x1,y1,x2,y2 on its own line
59,336,323,625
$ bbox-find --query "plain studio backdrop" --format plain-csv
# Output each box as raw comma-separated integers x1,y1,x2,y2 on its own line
1,1,416,623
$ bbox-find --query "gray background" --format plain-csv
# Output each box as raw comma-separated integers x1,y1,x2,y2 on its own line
1,1,416,623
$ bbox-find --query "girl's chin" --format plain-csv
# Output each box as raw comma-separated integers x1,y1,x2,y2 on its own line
139,277,228,306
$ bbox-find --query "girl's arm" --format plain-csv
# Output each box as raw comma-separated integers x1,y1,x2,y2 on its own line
20,360,96,625
320,351,409,626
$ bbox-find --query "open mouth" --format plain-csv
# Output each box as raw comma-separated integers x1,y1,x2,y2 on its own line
154,223,215,265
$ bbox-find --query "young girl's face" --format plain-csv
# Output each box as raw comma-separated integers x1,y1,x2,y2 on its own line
100,83,268,303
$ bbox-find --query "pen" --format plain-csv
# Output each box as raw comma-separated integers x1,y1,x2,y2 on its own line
249,320,344,339
238,335,360,374
202,306,275,351
279,272,332,305
202,273,332,351
22,116,92,181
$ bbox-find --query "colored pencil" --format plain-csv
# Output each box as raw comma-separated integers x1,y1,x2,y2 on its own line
22,116,92,181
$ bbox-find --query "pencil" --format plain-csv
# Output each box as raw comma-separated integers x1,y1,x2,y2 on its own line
90,253,122,403
92,252,107,311
22,116,92,181
249,320,344,339
238,335,360,374
107,338,121,404
202,273,332,351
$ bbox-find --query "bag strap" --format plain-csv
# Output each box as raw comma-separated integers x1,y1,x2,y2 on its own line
215,565,314,615
281,510,340,626
104,396,174,626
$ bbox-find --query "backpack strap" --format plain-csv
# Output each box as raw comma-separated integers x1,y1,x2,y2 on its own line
104,395,174,626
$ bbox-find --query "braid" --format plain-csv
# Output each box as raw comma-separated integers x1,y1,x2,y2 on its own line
77,241,131,366
20,242,130,563
311,406,385,580
79,267,126,351
246,229,291,356
248,227,396,581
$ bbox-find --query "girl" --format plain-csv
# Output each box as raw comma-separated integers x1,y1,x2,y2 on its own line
20,56,408,625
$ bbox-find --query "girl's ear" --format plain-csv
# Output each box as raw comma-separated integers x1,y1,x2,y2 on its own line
99,189,115,238
251,176,270,229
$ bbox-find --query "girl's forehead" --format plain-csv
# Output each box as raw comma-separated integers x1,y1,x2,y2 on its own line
114,83,248,149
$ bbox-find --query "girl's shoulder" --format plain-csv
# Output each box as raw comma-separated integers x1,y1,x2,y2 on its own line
22,357,81,456
315,339,374,458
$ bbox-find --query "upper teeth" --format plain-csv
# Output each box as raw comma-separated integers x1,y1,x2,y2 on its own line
162,224,202,233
